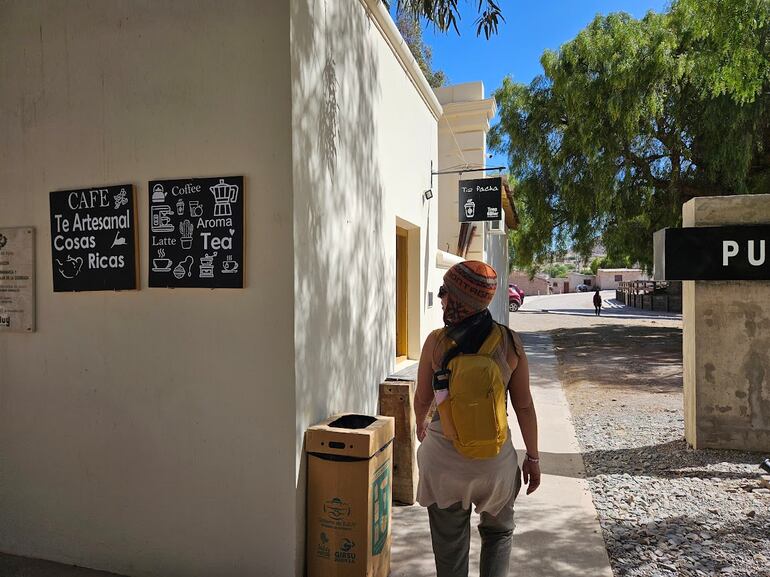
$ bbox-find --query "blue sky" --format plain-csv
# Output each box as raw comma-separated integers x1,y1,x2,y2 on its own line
419,0,671,168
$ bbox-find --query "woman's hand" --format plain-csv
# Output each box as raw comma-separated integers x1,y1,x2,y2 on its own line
522,458,541,494
417,422,427,442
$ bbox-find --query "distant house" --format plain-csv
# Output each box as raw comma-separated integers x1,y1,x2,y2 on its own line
596,268,647,290
508,270,551,296
568,272,595,291
550,277,570,294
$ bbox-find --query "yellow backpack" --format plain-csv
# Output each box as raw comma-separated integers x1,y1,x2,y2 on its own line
443,325,509,459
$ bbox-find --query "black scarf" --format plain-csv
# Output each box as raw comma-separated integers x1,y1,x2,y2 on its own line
444,309,494,362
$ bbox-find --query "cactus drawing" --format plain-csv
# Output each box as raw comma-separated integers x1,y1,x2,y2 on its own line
179,219,194,249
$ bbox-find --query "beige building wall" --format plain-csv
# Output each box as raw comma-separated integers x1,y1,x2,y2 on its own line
434,83,508,323
596,268,646,290
682,195,770,451
0,2,296,577
291,0,444,571
550,277,569,294
2,1,449,575
508,270,550,296
568,272,596,291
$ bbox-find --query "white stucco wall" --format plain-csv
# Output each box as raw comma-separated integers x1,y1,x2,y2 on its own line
290,0,442,571
0,3,295,576
484,225,509,324
596,269,646,290
568,272,595,291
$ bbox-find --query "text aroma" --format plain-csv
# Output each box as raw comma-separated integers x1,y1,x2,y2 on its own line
723,240,767,266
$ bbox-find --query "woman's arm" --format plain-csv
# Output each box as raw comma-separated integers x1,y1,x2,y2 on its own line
508,334,541,494
415,331,438,441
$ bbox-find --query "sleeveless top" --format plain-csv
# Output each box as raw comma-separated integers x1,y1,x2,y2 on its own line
416,323,522,516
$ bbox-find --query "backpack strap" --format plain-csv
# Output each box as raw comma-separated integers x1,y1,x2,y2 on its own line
477,324,503,356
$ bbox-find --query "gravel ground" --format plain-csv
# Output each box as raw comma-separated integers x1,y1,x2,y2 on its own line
529,306,770,577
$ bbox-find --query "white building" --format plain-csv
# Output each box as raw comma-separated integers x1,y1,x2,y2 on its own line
435,83,512,324
596,268,647,290
568,271,596,291
508,270,551,296
0,2,511,576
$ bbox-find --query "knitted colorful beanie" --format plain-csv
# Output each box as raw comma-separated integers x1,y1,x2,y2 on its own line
442,260,497,324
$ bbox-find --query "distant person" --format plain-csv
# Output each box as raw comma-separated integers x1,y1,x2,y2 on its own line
414,261,540,577
593,289,602,316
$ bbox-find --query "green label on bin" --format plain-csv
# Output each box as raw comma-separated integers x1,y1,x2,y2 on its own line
371,461,391,555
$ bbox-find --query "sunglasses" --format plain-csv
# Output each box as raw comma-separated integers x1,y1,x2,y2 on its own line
438,285,447,298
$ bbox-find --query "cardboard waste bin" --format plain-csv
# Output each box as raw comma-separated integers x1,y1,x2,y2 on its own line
306,414,395,577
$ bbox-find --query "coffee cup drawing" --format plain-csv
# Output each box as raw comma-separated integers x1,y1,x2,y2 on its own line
464,198,476,219
153,249,173,272
222,256,239,273
152,258,173,272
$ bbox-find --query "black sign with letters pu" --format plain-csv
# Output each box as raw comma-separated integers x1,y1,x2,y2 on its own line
458,177,503,223
148,176,243,288
50,185,137,292
654,225,770,281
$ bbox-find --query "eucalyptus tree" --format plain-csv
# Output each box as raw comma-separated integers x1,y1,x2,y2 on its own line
385,0,505,38
491,0,770,271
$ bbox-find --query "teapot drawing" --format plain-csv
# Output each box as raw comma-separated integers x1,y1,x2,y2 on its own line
152,184,167,203
56,255,84,279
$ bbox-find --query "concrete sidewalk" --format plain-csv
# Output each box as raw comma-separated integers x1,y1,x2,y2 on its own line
390,331,613,577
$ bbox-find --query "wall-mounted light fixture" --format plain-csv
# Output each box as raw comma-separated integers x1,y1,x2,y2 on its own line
423,189,433,201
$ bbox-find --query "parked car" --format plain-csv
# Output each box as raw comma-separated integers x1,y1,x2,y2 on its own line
576,284,589,292
508,285,522,312
509,283,525,302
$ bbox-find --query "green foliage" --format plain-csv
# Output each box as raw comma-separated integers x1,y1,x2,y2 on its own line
396,13,447,88
491,0,770,271
590,256,632,275
545,263,570,278
385,0,505,38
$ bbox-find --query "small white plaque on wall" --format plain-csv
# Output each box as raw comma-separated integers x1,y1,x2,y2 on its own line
0,227,35,332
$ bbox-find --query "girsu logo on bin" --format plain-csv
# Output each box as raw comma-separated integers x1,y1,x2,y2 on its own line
324,497,351,521
335,539,356,564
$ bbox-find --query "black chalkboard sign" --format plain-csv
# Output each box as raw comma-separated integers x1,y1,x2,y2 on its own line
458,177,503,222
50,185,137,292
148,176,243,288
654,225,770,281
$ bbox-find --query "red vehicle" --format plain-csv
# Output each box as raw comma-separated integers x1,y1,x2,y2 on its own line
508,284,524,312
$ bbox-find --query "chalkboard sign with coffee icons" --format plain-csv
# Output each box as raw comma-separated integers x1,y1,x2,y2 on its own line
458,176,503,223
148,176,243,288
49,184,138,292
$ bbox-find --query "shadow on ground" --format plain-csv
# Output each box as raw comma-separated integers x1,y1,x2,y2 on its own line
0,555,125,577
551,324,683,394
391,497,614,577
582,439,763,480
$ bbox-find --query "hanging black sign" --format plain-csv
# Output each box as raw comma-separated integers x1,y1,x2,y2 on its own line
458,177,503,223
148,176,243,288
50,185,137,292
654,225,770,281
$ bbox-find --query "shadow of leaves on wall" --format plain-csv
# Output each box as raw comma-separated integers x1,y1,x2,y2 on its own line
292,1,390,573
320,53,339,176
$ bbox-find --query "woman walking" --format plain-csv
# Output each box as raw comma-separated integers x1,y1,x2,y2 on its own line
414,261,540,577
593,288,602,316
